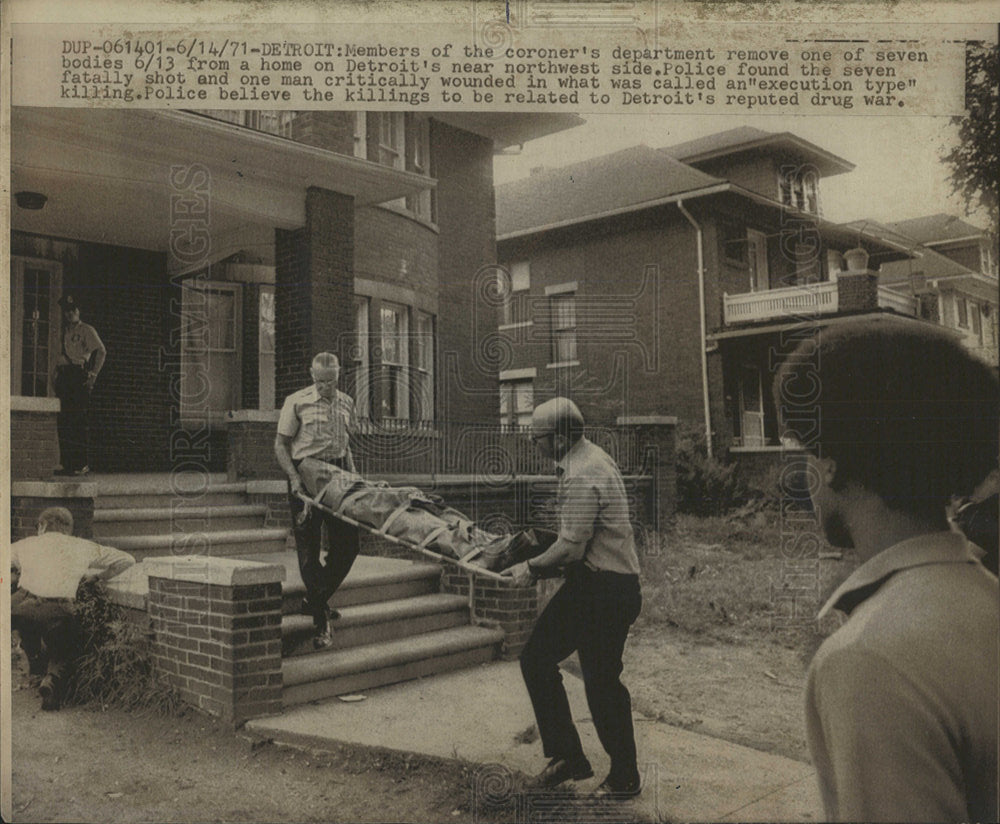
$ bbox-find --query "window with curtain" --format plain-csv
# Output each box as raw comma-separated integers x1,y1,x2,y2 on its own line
412,311,435,422
500,380,534,428
380,301,409,420
353,296,371,417
550,292,578,364
500,261,530,326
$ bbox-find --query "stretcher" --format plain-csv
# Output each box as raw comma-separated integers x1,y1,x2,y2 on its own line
296,488,511,581
294,457,560,585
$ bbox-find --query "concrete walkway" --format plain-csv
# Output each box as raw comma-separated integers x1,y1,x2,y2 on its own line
247,660,821,823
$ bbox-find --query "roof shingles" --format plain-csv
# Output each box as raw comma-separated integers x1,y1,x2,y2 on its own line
495,145,723,237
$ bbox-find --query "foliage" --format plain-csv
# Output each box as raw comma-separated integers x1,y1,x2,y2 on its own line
66,580,182,714
943,42,998,231
636,516,846,650
675,426,750,515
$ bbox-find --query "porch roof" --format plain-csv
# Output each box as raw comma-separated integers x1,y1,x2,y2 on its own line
707,310,943,342
11,107,434,258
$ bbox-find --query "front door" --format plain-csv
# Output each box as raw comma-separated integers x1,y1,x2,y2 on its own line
180,280,242,424
739,364,765,448
11,256,63,397
747,229,769,292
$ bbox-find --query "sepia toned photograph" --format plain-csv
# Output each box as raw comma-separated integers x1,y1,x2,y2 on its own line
4,2,998,822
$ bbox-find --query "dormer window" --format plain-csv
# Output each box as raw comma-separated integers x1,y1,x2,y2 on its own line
779,166,820,215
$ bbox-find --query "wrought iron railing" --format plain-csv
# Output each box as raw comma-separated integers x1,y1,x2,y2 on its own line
351,419,643,479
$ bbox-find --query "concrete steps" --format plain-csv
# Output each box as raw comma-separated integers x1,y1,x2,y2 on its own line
105,527,290,561
281,625,505,707
281,593,471,657
92,475,506,710
93,505,269,537
95,486,249,510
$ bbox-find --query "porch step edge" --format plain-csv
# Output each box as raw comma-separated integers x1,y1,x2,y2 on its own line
282,625,505,688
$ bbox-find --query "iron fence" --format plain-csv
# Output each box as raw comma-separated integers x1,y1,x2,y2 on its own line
351,419,643,479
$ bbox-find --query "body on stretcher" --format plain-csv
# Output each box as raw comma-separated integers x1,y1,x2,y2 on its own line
296,457,559,582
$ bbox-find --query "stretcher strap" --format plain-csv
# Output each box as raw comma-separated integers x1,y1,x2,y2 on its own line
459,545,484,563
378,502,412,536
336,487,370,517
311,476,344,509
417,525,450,549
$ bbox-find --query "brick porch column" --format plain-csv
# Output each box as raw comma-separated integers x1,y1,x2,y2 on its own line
144,556,285,725
617,416,678,532
836,270,879,312
274,186,355,402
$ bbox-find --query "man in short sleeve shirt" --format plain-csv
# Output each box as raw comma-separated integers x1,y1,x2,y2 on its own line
274,352,361,649
504,397,643,799
54,292,106,475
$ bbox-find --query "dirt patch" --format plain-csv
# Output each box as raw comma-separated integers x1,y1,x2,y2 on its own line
9,653,656,824
625,627,812,762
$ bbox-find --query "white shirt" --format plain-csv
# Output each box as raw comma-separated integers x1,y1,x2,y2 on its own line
10,533,135,600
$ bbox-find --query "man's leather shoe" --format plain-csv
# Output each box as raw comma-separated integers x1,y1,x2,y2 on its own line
525,756,593,789
312,628,334,650
591,773,641,800
39,675,61,711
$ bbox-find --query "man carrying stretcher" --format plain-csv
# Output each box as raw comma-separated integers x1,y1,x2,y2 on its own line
275,352,361,650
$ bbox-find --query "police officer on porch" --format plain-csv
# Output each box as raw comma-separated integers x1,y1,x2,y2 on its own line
274,352,361,650
504,397,643,799
54,292,106,476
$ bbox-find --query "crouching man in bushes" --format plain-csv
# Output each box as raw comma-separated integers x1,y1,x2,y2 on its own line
10,507,135,711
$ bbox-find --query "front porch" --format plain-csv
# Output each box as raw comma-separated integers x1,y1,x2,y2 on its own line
722,272,919,325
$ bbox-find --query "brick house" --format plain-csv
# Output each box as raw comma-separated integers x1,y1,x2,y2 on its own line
872,214,998,368
11,108,609,722
494,127,943,460
10,108,579,479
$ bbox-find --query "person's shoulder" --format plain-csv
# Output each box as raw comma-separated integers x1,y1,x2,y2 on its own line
282,385,316,406
335,389,354,406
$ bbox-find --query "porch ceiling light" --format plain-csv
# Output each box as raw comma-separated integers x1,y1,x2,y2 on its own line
15,191,47,210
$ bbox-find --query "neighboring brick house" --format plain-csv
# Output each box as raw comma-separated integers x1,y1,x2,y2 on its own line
10,108,579,477
872,214,998,368
494,127,939,458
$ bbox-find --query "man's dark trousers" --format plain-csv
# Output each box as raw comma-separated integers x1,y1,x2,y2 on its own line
520,565,642,783
288,458,360,630
55,364,90,472
11,590,82,682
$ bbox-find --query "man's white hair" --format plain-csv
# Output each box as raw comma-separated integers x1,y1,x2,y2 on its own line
312,352,340,370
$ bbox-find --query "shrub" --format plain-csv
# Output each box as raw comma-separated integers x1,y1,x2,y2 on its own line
675,427,749,515
66,581,182,714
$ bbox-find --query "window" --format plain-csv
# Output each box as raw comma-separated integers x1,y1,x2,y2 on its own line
202,110,296,137
12,259,62,397
550,292,578,364
779,166,821,215
970,302,982,341
500,380,534,428
380,301,409,420
376,112,405,169
500,261,531,326
956,296,969,328
258,287,276,410
412,311,435,422
979,241,995,276
720,221,747,265
353,112,367,159
746,229,770,292
405,116,434,220
353,297,371,417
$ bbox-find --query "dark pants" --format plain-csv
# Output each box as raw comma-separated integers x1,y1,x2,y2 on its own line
11,590,82,684
288,458,360,631
520,565,642,783
55,364,90,472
